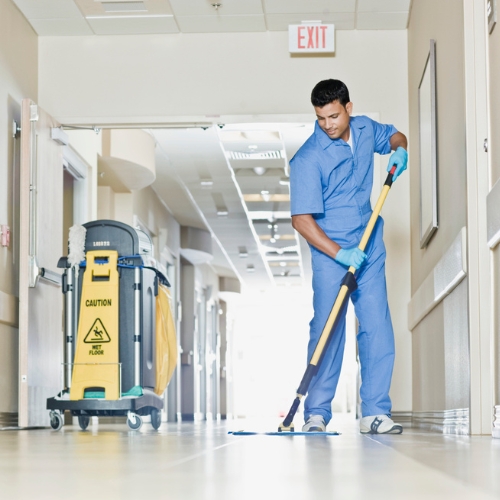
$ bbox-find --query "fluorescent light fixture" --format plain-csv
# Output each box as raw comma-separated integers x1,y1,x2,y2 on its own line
238,246,248,258
102,1,147,12
200,179,213,187
246,264,255,273
86,14,174,19
226,150,285,160
212,192,229,217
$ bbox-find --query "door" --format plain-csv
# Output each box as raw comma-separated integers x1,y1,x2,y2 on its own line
18,99,64,427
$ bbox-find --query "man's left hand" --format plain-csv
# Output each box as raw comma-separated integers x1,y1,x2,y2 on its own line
387,147,408,181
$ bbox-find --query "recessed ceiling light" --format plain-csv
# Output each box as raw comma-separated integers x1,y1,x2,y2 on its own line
246,264,255,273
101,1,147,12
86,13,173,19
226,151,284,160
248,145,258,150
280,262,286,267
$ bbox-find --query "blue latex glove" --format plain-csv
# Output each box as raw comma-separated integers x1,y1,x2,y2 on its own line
335,247,367,270
387,146,408,181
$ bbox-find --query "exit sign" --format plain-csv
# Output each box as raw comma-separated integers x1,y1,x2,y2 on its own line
289,23,335,54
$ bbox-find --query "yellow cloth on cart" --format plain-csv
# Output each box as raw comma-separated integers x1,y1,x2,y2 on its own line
155,284,178,395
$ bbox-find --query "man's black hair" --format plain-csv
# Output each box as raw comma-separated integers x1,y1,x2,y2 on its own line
311,79,350,108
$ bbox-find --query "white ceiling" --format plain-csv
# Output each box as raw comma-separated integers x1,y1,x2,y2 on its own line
150,122,314,290
12,0,412,36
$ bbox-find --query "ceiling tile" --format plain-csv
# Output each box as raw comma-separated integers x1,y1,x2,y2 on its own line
265,13,355,31
357,0,411,13
264,0,356,15
28,18,94,35
87,16,179,34
176,15,266,33
12,0,85,19
356,12,408,29
169,0,264,16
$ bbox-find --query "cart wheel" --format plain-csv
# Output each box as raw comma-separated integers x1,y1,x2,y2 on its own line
78,415,90,431
127,413,142,431
49,411,63,431
150,408,161,430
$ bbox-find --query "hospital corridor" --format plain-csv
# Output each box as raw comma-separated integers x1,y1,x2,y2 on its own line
1,0,500,498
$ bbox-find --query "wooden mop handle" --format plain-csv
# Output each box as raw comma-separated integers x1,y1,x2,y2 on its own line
348,165,397,274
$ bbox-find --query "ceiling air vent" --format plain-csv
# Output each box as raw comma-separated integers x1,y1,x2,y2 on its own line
226,150,285,161
101,2,147,12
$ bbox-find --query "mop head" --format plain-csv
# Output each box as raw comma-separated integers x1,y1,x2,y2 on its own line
228,431,340,436
68,225,87,268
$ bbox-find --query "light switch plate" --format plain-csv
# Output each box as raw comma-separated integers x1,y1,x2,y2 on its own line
0,225,10,247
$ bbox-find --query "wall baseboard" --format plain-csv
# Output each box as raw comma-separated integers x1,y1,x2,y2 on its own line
411,409,469,435
391,411,413,426
0,412,18,428
493,406,500,439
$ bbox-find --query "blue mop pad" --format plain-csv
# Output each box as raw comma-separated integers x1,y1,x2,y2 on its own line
228,431,340,436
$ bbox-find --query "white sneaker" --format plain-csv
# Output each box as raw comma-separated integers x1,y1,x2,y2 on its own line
360,415,403,434
302,415,326,432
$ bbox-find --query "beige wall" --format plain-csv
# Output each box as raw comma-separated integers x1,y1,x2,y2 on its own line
0,1,37,413
408,0,469,414
489,18,500,186
489,12,500,406
408,0,467,288
132,186,181,260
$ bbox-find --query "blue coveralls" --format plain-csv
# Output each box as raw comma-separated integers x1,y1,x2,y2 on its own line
289,116,397,424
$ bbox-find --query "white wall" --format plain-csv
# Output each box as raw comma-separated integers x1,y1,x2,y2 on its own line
38,30,408,126
38,29,411,412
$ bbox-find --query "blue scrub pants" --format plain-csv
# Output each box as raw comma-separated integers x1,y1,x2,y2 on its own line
304,212,395,424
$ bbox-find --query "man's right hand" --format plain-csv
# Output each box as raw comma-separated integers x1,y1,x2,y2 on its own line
335,247,367,269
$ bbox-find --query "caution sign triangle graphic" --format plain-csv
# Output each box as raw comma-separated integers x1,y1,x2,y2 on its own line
84,318,112,344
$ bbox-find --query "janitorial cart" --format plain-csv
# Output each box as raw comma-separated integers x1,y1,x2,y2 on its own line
47,220,177,431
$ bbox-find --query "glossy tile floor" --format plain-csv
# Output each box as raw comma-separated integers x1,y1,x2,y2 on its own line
1,415,500,499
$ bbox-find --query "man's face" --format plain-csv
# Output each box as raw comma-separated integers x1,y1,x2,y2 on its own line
314,100,352,141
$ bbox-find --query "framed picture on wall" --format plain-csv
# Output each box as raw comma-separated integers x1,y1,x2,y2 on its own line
418,39,438,248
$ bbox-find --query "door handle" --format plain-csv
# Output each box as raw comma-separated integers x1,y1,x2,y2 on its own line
40,267,62,286
29,256,62,287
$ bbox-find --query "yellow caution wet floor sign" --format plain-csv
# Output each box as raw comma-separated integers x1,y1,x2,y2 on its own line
70,251,120,400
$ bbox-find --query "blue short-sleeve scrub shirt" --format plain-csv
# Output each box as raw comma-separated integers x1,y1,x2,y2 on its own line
290,115,397,247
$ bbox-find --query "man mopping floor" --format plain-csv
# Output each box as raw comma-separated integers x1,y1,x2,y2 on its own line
289,79,408,435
